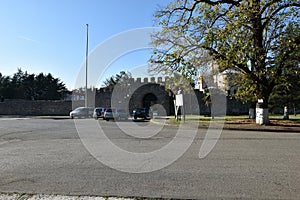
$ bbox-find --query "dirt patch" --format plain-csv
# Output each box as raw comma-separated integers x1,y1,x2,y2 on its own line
228,119,256,124
228,119,300,127
222,118,300,132
269,120,300,127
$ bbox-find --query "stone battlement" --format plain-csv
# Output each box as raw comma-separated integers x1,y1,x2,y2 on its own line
128,77,169,85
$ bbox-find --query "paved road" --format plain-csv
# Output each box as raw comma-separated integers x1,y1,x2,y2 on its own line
0,118,300,199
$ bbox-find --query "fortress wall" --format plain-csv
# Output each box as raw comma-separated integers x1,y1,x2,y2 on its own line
0,100,72,116
0,77,250,116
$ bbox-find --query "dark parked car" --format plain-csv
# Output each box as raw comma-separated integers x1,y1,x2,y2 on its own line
69,107,94,119
132,108,151,120
103,108,128,121
93,107,106,119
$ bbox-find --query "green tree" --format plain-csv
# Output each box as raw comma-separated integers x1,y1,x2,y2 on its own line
269,24,300,115
0,69,67,100
0,73,11,99
151,0,300,124
34,72,67,100
22,74,36,100
103,71,132,88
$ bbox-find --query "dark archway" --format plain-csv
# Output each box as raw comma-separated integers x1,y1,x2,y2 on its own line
128,83,172,115
143,93,157,109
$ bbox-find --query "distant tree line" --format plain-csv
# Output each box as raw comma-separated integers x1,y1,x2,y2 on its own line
0,68,68,101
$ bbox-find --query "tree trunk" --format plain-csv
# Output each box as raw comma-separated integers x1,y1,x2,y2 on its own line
249,102,256,119
249,108,255,119
250,0,270,125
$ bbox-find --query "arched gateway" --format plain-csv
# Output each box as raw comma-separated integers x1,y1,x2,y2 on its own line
129,83,173,115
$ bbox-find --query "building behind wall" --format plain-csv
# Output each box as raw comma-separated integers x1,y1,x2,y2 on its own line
196,61,238,95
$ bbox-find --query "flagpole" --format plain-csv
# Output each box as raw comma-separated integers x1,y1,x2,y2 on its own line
85,24,89,107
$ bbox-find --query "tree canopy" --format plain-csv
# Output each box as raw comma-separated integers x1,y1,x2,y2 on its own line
150,0,300,109
103,71,132,88
0,68,68,100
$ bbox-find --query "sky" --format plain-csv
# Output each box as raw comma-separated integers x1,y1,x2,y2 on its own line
0,0,172,89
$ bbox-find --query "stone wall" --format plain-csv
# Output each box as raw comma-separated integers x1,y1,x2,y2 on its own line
0,77,250,116
0,97,249,116
0,100,72,116
127,83,172,115
226,97,249,115
181,91,249,116
3,77,293,116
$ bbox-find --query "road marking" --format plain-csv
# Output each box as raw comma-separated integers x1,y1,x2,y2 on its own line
0,118,28,121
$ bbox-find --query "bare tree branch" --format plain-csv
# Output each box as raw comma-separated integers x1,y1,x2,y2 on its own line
262,3,300,29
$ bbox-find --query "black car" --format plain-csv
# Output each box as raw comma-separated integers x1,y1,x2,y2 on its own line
133,108,151,120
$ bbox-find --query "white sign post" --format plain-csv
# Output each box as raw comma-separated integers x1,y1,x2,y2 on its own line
256,99,269,125
175,94,183,121
176,94,183,106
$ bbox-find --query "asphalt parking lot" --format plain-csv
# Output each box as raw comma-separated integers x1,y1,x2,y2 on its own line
1,117,300,199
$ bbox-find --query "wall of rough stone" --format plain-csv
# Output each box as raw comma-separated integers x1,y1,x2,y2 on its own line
128,83,172,115
0,78,250,116
0,100,72,116
226,97,249,115
179,91,249,116
0,94,249,117
3,76,290,116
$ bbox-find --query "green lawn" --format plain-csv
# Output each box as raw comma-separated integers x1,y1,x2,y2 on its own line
269,114,300,123
169,114,300,124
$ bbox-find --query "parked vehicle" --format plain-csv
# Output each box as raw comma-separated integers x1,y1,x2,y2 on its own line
132,108,151,120
103,108,128,121
69,107,94,119
93,107,106,119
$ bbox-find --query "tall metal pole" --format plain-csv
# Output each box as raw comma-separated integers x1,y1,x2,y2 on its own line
85,24,89,107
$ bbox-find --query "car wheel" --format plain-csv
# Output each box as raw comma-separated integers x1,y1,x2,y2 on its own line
134,116,137,120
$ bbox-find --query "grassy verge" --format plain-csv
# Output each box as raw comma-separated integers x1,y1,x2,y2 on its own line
166,114,300,124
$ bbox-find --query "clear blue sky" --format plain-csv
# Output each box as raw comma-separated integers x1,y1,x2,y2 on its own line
0,0,171,89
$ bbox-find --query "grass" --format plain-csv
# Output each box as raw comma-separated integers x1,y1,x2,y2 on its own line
167,114,300,124
269,114,300,119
